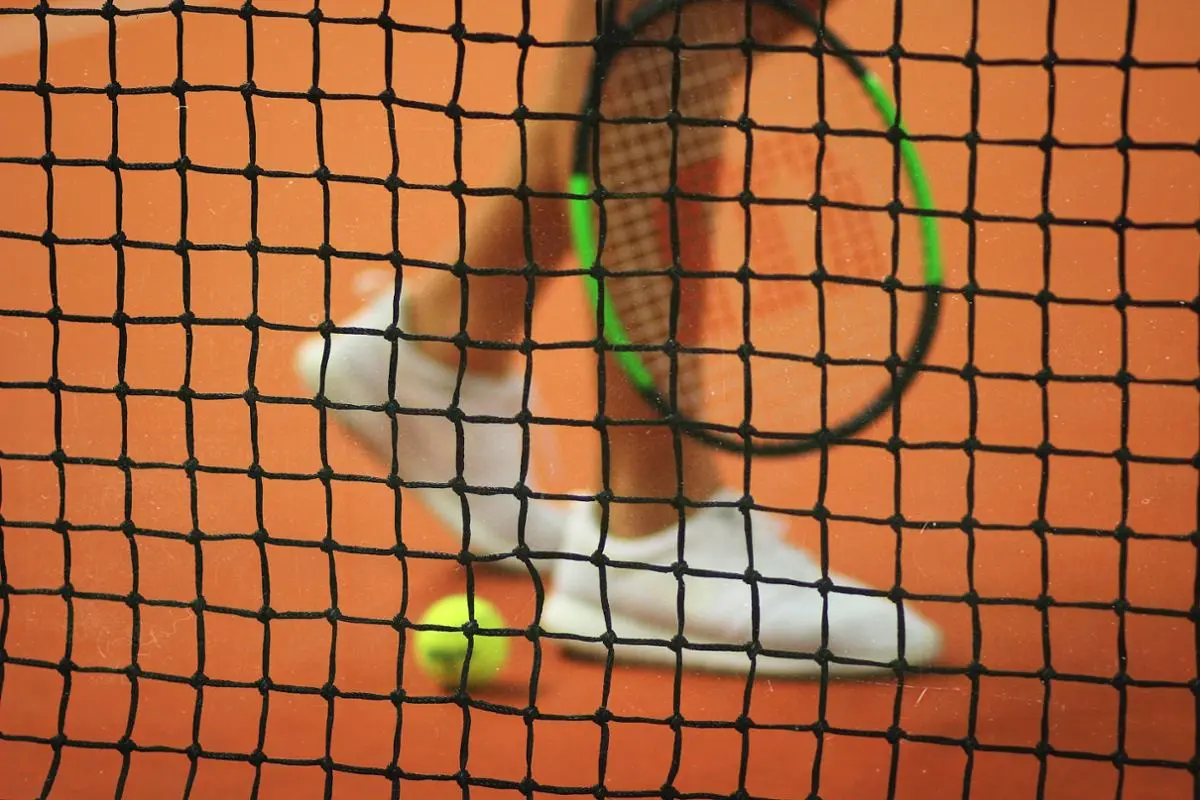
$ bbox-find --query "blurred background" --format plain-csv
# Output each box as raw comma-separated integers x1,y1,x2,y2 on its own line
0,1,1196,798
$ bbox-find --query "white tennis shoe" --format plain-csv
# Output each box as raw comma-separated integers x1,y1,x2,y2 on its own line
294,289,566,574
541,490,943,678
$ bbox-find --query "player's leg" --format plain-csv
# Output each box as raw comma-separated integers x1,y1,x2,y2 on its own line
384,0,724,541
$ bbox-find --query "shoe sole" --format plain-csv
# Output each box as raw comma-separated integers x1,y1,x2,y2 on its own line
540,592,940,680
294,336,538,576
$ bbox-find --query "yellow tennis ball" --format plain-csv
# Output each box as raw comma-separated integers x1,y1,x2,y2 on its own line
414,594,509,689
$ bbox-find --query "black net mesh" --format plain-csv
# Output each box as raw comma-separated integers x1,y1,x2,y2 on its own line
0,1,1197,798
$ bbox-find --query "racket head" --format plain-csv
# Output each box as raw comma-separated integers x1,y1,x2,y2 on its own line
568,0,944,457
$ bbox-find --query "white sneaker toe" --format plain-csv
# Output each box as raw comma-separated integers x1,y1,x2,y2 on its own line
541,493,942,678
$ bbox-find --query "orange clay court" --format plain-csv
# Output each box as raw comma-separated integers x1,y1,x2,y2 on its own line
0,1,1197,799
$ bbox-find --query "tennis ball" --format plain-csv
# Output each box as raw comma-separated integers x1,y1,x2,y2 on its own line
414,594,509,689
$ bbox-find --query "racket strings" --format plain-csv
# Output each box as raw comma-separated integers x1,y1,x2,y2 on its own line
702,135,887,342
695,133,894,433
595,2,906,438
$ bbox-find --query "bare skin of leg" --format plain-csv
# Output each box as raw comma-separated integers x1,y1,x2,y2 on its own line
404,2,722,538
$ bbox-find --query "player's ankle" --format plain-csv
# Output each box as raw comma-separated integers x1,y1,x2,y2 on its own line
603,452,723,538
404,292,518,378
606,500,681,540
603,483,727,539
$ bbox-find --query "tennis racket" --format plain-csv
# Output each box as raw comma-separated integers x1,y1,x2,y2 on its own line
567,0,944,457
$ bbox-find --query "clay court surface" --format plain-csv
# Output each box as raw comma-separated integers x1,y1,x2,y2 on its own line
0,1,1197,798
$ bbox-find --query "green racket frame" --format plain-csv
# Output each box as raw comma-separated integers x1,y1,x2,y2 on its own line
567,0,944,456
